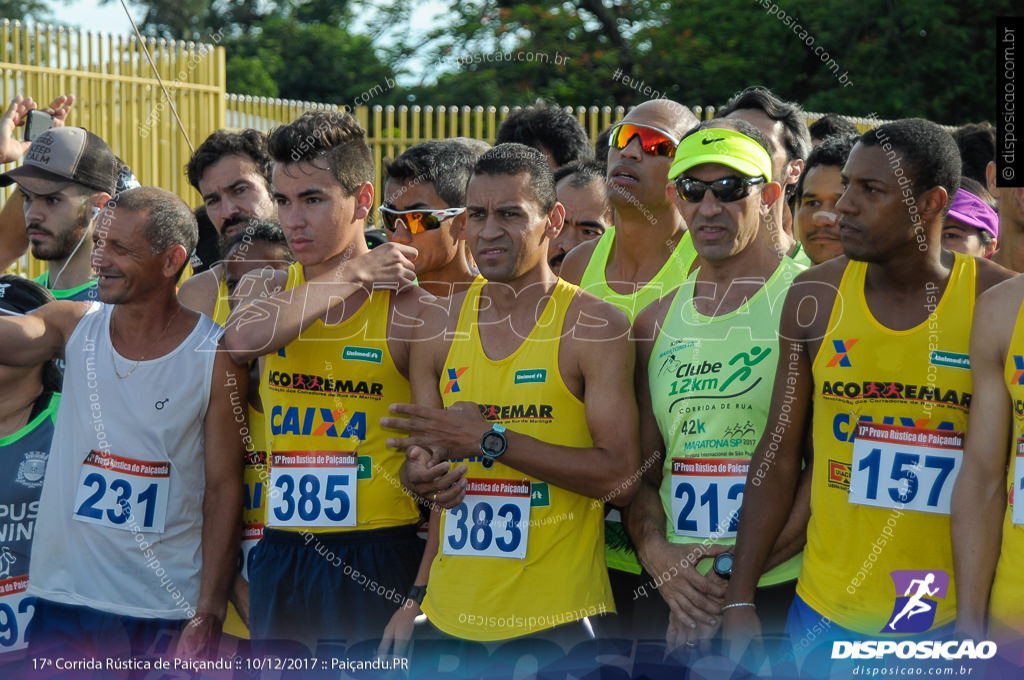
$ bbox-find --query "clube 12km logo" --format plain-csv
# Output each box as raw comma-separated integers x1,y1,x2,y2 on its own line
832,570,996,660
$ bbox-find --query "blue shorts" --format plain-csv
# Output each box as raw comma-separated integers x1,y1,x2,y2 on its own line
249,524,423,653
26,599,184,680
782,594,956,679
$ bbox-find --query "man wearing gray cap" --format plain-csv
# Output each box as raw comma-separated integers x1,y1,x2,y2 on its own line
0,126,118,302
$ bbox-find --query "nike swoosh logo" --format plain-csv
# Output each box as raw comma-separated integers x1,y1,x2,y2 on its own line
702,138,725,145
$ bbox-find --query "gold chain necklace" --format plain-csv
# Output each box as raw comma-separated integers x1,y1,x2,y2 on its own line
112,308,180,380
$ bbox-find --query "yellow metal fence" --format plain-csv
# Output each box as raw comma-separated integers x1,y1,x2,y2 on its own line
2,20,885,278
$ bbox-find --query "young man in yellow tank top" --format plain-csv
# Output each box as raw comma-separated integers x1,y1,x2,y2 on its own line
179,130,277,324
626,119,807,653
378,144,640,671
952,271,1024,671
223,111,431,653
721,119,1012,677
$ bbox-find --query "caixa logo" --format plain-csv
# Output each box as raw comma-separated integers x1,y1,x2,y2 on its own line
831,640,996,660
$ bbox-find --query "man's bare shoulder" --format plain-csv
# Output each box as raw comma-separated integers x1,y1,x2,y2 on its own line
177,266,221,317
972,274,1024,364
631,289,679,346
976,272,1024,319
796,254,848,287
782,256,847,343
974,255,1016,295
38,299,93,342
236,267,290,300
390,284,462,344
564,287,631,344
788,255,847,308
559,238,600,286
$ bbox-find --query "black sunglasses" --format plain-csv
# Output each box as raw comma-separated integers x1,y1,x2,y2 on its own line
674,177,766,203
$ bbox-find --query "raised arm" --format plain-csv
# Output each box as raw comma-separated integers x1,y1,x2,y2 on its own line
0,95,75,270
177,268,221,318
0,299,87,366
222,242,418,363
177,345,246,657
951,281,1017,640
0,193,28,272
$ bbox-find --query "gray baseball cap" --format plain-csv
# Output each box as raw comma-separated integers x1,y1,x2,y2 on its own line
0,127,117,195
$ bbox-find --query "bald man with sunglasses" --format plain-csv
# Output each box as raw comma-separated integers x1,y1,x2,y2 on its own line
558,99,700,639
560,100,700,318
382,140,481,298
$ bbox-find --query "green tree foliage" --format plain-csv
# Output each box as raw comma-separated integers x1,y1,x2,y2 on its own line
78,0,1010,124
407,0,1011,124
91,0,399,106
225,18,401,105
0,0,50,21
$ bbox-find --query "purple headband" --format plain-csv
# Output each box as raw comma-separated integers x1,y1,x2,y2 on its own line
948,189,999,238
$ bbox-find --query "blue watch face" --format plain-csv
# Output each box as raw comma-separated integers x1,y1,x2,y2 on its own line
714,553,734,575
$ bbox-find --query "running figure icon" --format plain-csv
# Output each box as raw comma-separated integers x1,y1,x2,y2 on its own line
887,572,939,630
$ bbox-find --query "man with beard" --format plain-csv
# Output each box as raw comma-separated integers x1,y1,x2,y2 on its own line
178,129,276,323
548,160,612,276
0,125,117,302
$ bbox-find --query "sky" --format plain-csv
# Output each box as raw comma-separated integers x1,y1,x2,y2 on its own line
50,0,443,47
46,0,444,88
52,0,142,34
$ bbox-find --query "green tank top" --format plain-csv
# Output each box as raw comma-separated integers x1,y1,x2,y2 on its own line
652,258,805,586
580,226,697,573
579,226,697,322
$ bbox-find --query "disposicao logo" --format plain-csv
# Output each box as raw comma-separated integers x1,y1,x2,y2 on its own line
882,570,947,634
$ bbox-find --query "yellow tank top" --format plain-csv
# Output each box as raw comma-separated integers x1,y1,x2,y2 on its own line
989,306,1024,634
421,279,613,641
212,274,231,326
223,407,269,639
579,226,697,323
799,253,975,634
259,263,419,534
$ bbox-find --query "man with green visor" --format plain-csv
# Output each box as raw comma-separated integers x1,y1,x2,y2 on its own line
624,119,808,652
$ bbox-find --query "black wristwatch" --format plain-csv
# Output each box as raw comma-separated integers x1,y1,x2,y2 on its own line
480,423,507,469
713,552,734,580
407,585,426,605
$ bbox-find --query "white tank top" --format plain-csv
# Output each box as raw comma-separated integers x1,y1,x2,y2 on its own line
28,303,222,619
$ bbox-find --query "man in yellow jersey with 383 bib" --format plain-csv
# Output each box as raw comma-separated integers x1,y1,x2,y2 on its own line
379,143,640,675
224,111,432,653
721,119,1012,678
